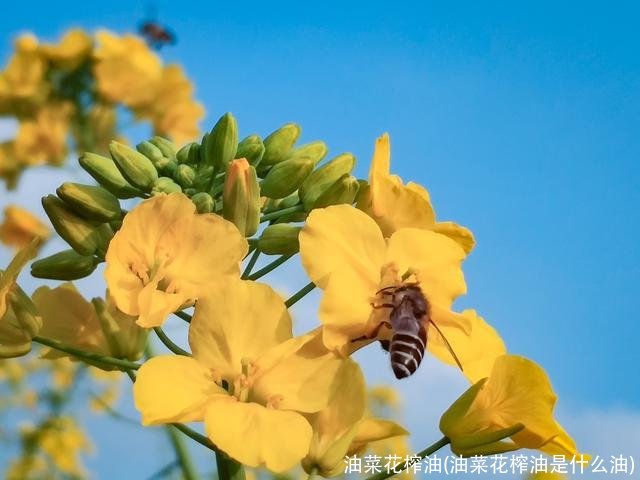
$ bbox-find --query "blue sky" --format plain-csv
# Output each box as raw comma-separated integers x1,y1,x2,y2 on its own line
1,1,639,478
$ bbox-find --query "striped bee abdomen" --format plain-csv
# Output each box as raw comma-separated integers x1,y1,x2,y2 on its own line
389,324,427,379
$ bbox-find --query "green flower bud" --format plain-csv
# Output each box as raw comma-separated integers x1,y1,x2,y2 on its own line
176,142,199,165
56,182,121,222
175,164,196,188
42,195,102,255
136,140,165,164
191,192,215,213
109,141,159,191
261,123,301,169
299,153,356,210
31,249,98,280
149,136,177,160
184,188,197,197
236,134,265,167
8,286,42,338
92,297,149,361
260,158,315,199
193,165,215,191
309,174,359,210
151,177,182,195
258,224,301,256
223,159,260,236
93,223,114,258
290,141,328,166
79,153,142,199
203,113,238,173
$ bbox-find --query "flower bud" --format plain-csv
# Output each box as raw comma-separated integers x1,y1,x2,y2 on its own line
149,136,177,160
79,152,142,199
136,140,165,164
191,192,215,213
203,113,238,174
258,224,301,256
176,142,199,165
42,195,102,255
31,249,98,280
92,296,148,361
299,153,356,210
309,174,359,210
56,183,121,222
151,177,182,195
109,141,159,191
223,159,260,236
260,123,301,171
175,164,196,188
260,157,315,199
94,223,115,258
237,134,265,167
290,141,328,166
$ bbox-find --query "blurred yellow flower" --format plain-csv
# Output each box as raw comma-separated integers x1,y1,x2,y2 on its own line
357,133,475,253
299,205,503,381
0,205,50,249
134,279,355,472
40,29,92,70
38,416,93,476
440,355,582,458
13,102,74,166
137,65,204,143
86,102,117,152
93,30,162,108
0,33,48,109
33,283,110,359
105,192,248,327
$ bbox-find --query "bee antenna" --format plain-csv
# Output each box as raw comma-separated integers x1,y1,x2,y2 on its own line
428,319,463,372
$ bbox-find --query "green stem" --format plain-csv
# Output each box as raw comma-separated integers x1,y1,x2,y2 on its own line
32,336,140,371
260,204,304,223
285,282,316,308
365,437,450,480
153,327,191,356
166,425,199,480
174,310,192,323
244,254,293,281
171,423,218,453
241,248,261,277
216,451,245,480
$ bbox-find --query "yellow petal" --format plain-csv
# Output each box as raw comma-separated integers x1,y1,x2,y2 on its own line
136,280,187,328
205,397,312,473
386,228,467,309
251,333,354,413
300,205,385,288
349,418,409,454
190,280,292,379
432,221,476,254
369,133,391,179
428,308,505,383
133,355,226,425
0,240,39,317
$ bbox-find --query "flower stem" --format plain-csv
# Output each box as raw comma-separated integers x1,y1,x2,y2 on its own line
216,451,245,480
244,254,293,281
365,436,450,480
32,336,141,371
260,204,304,223
166,425,199,480
173,310,192,323
241,248,261,277
285,282,316,308
153,327,191,356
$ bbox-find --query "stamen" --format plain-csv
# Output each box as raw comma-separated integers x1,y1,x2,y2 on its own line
266,394,284,409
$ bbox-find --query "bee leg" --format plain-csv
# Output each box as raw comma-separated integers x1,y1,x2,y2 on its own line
351,321,391,342
375,286,397,295
370,302,395,309
379,339,390,352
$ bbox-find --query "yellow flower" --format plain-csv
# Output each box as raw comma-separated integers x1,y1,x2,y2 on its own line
299,205,503,381
134,279,354,472
13,102,74,166
38,416,92,476
33,283,110,359
357,134,475,253
40,29,92,70
105,192,248,327
440,355,582,458
93,30,162,108
0,142,20,187
86,103,117,152
0,205,50,249
0,33,48,108
136,65,204,143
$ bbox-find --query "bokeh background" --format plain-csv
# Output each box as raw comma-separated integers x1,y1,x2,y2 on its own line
1,1,639,478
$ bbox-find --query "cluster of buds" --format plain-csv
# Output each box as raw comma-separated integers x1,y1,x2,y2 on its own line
34,112,361,280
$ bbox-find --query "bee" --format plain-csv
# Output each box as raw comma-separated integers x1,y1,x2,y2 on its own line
372,284,463,379
139,21,176,49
